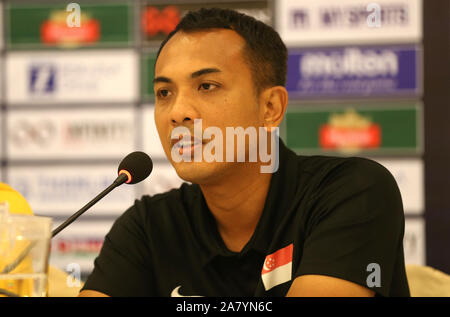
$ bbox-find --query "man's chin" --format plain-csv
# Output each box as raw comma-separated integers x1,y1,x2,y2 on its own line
171,161,229,185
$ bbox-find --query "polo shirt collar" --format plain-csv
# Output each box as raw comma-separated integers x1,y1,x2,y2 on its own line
194,138,300,267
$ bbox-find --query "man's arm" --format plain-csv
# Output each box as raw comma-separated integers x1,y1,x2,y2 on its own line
80,200,155,296
78,290,110,297
288,158,406,297
286,275,375,297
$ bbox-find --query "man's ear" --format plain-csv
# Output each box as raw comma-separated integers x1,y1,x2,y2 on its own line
259,86,288,129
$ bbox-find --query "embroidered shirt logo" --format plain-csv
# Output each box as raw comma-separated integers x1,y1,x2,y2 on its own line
170,285,203,297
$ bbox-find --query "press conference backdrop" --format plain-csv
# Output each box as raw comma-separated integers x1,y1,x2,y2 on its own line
0,0,448,281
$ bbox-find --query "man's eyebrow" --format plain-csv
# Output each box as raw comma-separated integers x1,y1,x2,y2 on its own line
191,68,221,78
153,68,221,84
153,76,172,84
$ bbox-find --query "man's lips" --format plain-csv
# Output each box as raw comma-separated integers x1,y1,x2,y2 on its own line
170,135,202,147
170,135,210,155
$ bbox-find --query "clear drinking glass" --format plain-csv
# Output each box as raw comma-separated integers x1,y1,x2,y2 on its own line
0,204,52,297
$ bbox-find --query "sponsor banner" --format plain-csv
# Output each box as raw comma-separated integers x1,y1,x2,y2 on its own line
50,220,114,276
6,164,136,216
0,110,3,160
276,0,422,46
6,50,138,104
404,217,426,266
141,1,271,44
136,163,185,198
283,102,422,156
6,2,133,49
0,56,3,102
375,159,424,215
7,107,136,160
142,52,157,100
0,2,3,50
286,45,422,99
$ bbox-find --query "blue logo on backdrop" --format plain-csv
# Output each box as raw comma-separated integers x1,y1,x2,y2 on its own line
29,64,56,94
286,45,421,99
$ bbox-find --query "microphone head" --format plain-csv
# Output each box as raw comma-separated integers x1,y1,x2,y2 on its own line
118,151,153,184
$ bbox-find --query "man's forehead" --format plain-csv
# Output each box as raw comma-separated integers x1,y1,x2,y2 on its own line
155,29,247,75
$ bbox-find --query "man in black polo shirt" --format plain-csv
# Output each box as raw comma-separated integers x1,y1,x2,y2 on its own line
80,8,410,297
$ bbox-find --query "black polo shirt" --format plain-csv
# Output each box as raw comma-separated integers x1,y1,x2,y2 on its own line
81,139,410,297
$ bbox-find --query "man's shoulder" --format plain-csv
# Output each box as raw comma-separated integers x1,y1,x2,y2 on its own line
297,153,392,178
295,154,403,219
293,153,397,193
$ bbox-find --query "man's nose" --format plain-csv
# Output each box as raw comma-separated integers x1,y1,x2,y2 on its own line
169,93,200,126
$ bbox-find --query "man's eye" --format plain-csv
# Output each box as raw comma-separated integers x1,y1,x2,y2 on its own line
157,89,171,98
199,83,218,91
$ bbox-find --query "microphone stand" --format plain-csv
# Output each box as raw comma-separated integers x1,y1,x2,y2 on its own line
51,173,127,238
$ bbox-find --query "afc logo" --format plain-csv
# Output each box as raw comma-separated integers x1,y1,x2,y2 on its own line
28,64,57,94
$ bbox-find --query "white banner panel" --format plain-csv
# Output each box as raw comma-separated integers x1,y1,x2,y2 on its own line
142,105,167,159
0,56,3,103
0,2,3,51
7,164,136,216
376,159,424,215
6,49,138,104
404,217,426,266
50,220,114,275
7,107,136,160
276,0,422,46
236,7,273,26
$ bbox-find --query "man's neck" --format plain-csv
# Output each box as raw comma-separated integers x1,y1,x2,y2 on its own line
199,163,272,252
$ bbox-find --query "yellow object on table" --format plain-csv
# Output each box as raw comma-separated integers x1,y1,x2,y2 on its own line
1,182,83,297
0,183,33,215
0,184,36,296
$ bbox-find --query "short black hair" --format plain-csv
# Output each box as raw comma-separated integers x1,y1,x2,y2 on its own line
155,7,288,94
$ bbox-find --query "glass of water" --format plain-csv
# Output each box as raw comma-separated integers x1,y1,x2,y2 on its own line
0,204,52,297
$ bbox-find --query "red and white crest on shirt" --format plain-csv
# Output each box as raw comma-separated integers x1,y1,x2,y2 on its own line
261,243,293,291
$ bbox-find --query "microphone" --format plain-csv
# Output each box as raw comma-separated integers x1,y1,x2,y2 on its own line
52,151,153,237
117,151,153,185
0,151,153,276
